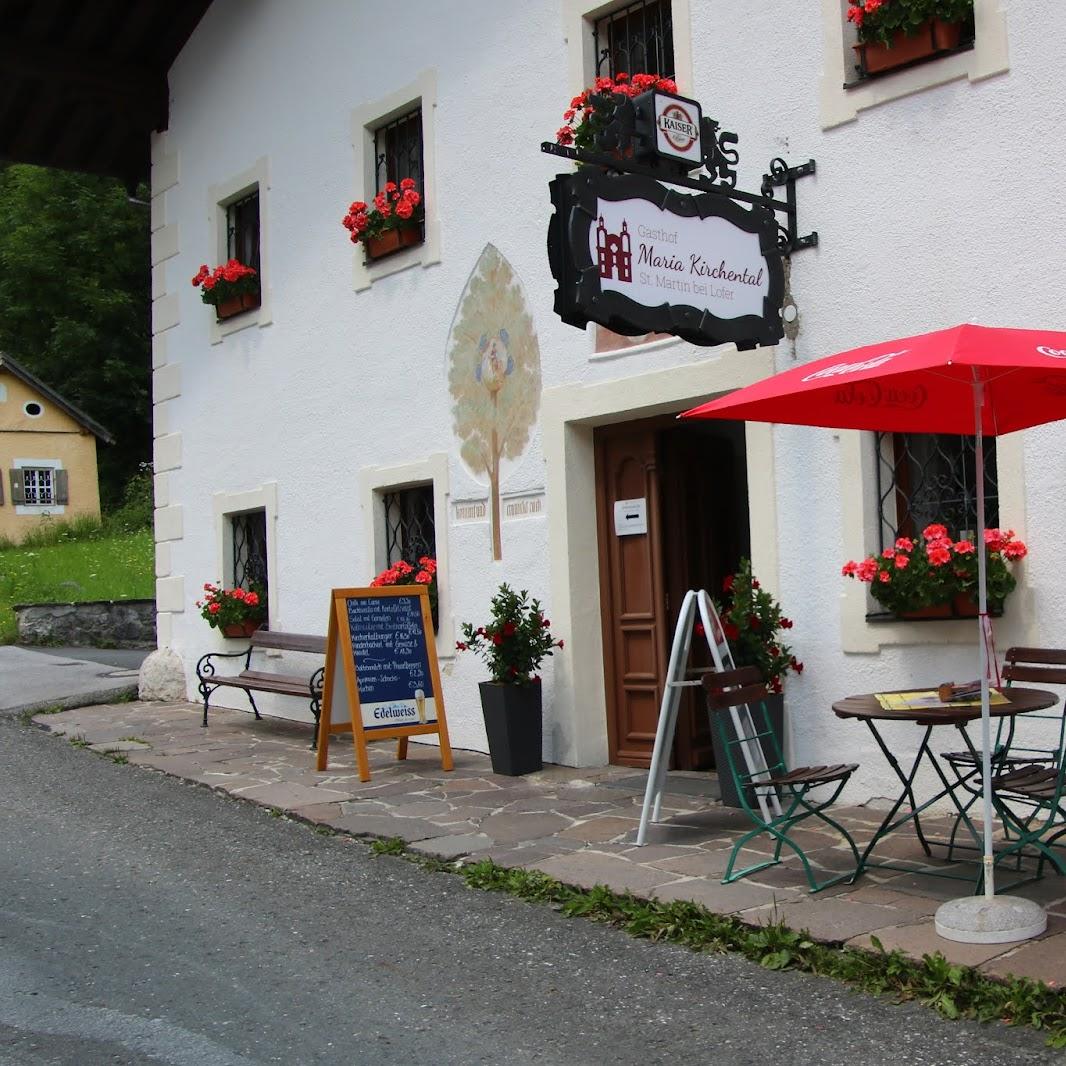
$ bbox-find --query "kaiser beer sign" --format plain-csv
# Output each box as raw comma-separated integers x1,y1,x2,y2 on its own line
548,170,784,349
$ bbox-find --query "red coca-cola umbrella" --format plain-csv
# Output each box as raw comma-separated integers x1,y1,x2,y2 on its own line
683,323,1066,943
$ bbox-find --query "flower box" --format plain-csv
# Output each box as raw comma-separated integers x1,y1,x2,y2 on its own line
222,620,262,638
853,17,963,77
364,225,422,262
215,291,261,321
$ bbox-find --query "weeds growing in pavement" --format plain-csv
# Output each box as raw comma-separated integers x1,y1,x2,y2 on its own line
366,844,1066,1047
68,735,89,748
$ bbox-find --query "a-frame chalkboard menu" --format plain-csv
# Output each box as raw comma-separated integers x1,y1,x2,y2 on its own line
316,586,453,782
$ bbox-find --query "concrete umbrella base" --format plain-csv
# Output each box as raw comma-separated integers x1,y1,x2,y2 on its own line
935,895,1047,944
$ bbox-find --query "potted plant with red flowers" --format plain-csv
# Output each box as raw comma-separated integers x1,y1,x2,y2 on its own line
847,0,973,78
712,559,803,806
369,556,438,628
341,179,424,261
841,523,1026,618
191,260,260,321
555,71,680,154
457,584,563,776
197,582,266,638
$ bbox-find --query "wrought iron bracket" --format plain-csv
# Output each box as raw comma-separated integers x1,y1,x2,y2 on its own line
760,158,818,254
541,142,818,257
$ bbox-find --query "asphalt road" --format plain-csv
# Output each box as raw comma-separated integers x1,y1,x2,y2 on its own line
0,716,1060,1066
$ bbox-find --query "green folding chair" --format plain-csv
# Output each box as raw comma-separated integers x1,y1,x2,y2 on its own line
944,647,1066,863
702,666,861,893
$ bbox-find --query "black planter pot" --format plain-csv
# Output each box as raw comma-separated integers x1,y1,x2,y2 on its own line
712,691,784,809
479,681,543,776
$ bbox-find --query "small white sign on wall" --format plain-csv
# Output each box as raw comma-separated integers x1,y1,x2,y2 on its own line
613,498,648,536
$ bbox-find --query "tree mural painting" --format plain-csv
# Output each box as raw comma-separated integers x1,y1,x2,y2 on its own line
448,244,541,560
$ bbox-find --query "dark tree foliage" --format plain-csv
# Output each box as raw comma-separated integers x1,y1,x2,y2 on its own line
0,164,151,509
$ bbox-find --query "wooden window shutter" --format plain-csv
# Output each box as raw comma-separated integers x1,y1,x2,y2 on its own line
9,469,24,504
0,473,4,505
55,469,69,504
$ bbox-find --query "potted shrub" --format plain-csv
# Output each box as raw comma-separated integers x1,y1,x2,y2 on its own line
842,523,1027,618
341,179,424,261
369,556,438,629
709,559,803,807
457,584,563,776
191,260,260,321
848,0,974,77
196,582,266,638
554,71,679,153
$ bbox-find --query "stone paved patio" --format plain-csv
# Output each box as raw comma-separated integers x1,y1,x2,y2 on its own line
36,700,1066,988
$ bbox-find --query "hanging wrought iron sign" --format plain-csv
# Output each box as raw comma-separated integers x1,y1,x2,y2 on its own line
548,169,783,349
542,89,816,351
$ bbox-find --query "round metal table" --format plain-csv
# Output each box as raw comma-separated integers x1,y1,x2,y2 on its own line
833,686,1059,887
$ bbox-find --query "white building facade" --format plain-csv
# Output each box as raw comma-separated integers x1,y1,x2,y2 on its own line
150,0,1065,802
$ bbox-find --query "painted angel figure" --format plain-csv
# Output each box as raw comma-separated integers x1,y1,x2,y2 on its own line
475,329,513,394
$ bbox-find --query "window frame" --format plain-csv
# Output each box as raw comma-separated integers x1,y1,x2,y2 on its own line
819,0,1009,130
11,458,66,516
22,466,55,506
838,428,1027,652
360,453,452,656
351,71,440,291
592,0,676,80
207,157,272,342
213,482,278,628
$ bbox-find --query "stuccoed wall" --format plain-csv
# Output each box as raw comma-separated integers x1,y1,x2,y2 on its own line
154,0,1066,803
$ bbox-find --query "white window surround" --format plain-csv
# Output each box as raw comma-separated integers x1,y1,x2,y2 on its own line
23,401,43,417
541,348,778,766
212,482,279,626
207,157,272,343
350,70,441,292
820,0,1009,129
358,452,453,657
563,0,693,97
13,457,65,517
838,429,1035,653
563,0,692,360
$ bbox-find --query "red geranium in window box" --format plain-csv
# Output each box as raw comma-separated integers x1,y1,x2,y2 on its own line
342,179,424,261
191,260,260,321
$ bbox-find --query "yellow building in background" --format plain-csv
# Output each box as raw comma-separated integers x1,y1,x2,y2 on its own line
0,354,113,544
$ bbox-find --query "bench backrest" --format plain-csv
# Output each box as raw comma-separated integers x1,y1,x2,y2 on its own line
250,630,326,655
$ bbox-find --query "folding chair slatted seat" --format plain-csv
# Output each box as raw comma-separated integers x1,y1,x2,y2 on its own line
944,647,1066,772
943,647,1066,863
702,666,860,894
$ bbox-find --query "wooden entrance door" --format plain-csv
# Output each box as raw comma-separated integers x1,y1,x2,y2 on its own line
595,422,668,768
596,418,750,770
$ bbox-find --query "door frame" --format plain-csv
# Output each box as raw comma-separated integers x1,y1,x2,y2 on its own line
541,354,779,768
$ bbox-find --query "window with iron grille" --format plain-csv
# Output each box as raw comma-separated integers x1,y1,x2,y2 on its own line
593,0,674,79
373,107,424,243
876,432,998,550
383,485,435,568
226,189,261,287
231,509,269,623
22,468,54,506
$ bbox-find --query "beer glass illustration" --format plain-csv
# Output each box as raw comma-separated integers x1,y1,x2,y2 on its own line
414,688,426,724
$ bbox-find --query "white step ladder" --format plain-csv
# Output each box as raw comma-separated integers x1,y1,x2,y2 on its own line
635,589,781,846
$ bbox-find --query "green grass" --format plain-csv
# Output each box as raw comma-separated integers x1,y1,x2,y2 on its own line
0,528,154,643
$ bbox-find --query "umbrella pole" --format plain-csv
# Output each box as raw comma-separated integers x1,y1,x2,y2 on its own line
934,374,1045,943
974,382,995,900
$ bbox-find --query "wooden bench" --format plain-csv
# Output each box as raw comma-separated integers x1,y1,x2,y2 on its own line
195,630,326,748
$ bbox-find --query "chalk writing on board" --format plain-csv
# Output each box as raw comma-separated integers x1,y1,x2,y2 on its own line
345,594,437,730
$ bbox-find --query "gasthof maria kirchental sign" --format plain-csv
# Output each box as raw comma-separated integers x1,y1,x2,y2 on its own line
548,170,784,350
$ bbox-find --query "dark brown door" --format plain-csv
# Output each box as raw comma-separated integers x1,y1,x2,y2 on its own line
595,422,668,768
659,425,748,769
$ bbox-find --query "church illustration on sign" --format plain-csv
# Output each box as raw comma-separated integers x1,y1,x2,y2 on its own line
596,216,632,282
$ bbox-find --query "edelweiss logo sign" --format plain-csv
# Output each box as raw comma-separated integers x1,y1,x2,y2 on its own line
1037,345,1066,359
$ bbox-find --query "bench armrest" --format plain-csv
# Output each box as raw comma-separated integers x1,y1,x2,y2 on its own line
196,646,253,681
